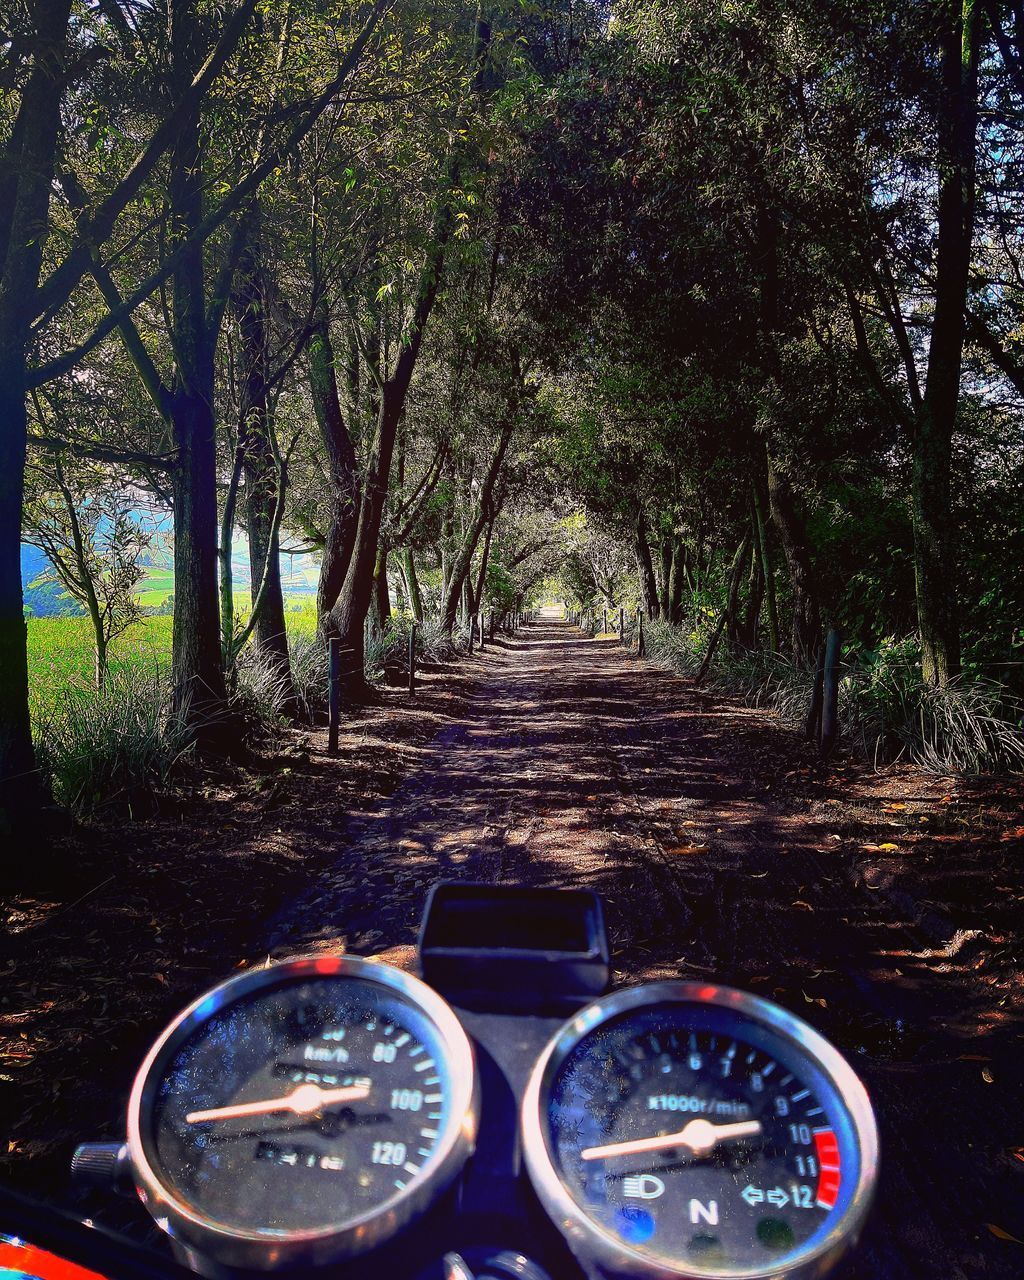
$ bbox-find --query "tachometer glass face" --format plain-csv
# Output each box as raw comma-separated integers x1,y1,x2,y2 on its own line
546,1003,859,1273
146,976,453,1233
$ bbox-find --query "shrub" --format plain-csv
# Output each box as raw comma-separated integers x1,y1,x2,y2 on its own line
641,618,704,674
417,616,470,662
27,607,494,817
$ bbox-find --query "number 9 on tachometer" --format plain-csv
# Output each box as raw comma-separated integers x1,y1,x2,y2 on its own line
521,982,878,1279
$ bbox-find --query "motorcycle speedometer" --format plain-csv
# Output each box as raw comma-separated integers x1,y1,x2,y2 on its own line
521,982,878,1279
127,956,477,1272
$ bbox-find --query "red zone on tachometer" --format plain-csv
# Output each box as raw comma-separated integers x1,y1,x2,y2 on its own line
814,1129,842,1210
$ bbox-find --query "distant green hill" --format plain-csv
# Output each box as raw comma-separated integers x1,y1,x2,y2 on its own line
22,541,320,617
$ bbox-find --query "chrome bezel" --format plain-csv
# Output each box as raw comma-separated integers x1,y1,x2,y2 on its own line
521,981,878,1280
127,955,478,1272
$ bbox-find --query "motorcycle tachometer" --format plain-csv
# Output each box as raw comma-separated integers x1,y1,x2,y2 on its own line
522,982,877,1279
128,956,477,1271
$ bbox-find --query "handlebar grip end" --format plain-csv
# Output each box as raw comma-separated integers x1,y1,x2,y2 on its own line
71,1142,135,1197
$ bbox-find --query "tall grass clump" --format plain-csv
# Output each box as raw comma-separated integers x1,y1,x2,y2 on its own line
911,679,1024,773
642,618,704,675
288,631,329,720
232,647,298,733
363,616,472,678
34,669,191,816
833,638,1024,772
363,623,398,681
277,613,475,723
641,620,1024,774
418,616,469,662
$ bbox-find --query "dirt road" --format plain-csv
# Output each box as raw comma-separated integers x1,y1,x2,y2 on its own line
264,616,1024,1279
4,616,1023,1276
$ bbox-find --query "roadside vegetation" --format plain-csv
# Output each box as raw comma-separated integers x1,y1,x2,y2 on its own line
636,620,1024,775
24,607,482,817
3,0,1023,833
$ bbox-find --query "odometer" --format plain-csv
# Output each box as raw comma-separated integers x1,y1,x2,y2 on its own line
127,957,477,1271
522,983,877,1279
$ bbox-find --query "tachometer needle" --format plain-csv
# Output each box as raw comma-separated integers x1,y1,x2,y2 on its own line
186,1082,370,1125
581,1117,762,1161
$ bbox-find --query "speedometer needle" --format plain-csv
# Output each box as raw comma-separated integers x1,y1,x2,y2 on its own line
186,1082,370,1125
581,1117,762,1161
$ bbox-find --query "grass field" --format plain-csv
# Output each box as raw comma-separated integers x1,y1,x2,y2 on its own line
27,616,173,719
134,569,174,608
26,605,319,721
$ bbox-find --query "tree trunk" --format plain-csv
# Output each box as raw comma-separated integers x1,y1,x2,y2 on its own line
309,313,360,632
667,537,687,625
392,561,407,616
219,443,244,668
167,0,227,732
634,511,658,619
726,532,752,650
234,239,294,703
767,456,821,665
328,387,401,690
399,548,424,622
439,423,514,632
697,537,748,682
56,464,108,691
752,477,779,652
440,513,453,607
0,372,38,822
0,0,73,823
913,0,979,686
170,391,227,724
658,539,672,619
373,549,391,630
329,230,448,695
93,625,109,693
741,531,764,649
472,517,495,614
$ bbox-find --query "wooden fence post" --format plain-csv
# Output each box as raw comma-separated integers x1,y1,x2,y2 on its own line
408,623,417,696
637,609,645,658
805,641,826,743
328,637,340,755
603,608,608,635
619,606,625,641
820,628,842,758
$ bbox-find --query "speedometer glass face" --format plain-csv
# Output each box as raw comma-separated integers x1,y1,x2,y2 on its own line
524,984,877,1279
128,958,477,1267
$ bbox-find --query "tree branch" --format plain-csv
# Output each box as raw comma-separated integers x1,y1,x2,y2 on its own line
28,0,392,389
27,431,174,471
32,0,262,322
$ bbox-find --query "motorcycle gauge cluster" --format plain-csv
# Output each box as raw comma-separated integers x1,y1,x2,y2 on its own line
522,982,878,1279
127,956,477,1271
122,955,877,1278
